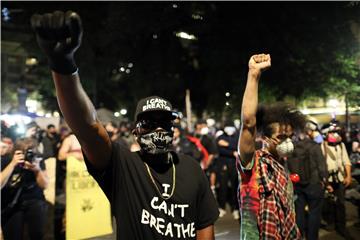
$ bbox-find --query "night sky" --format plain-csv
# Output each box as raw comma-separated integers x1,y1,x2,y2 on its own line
2,2,359,119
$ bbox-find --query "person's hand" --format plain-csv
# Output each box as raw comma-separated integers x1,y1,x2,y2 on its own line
10,150,25,168
343,176,352,188
326,184,334,193
31,11,82,75
23,160,41,173
248,54,271,74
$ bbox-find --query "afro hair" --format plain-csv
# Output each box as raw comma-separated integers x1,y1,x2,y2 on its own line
256,102,306,137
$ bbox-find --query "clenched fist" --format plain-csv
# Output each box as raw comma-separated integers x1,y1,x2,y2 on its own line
31,11,82,75
248,54,271,74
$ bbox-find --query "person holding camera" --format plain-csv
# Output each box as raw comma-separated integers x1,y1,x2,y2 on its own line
321,122,353,239
1,137,49,240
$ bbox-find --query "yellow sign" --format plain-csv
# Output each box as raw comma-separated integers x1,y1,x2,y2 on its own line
66,156,113,239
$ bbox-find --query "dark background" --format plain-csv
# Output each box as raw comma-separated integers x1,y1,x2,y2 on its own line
1,2,359,120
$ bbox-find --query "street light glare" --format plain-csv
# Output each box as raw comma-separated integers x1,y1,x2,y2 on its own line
120,109,127,115
176,32,197,40
25,57,38,66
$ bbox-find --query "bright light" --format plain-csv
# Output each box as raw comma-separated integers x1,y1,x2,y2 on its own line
125,69,131,74
327,99,339,108
225,102,230,106
300,109,310,115
0,114,32,127
176,32,197,40
128,63,133,68
37,111,45,117
191,14,203,20
120,109,127,115
16,125,26,134
25,57,38,66
172,4,178,8
153,34,158,39
53,111,60,117
120,67,125,72
225,92,230,97
45,113,52,118
26,99,38,113
206,118,215,127
114,112,120,117
234,119,241,129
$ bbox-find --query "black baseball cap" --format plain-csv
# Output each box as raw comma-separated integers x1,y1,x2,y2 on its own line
134,96,178,121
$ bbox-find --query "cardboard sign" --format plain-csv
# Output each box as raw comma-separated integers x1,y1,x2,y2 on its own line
66,156,113,239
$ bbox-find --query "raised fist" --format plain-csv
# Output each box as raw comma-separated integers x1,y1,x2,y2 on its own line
248,54,271,73
31,11,82,75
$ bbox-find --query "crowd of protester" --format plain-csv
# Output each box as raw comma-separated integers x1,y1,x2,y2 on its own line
2,96,351,234
1,114,359,239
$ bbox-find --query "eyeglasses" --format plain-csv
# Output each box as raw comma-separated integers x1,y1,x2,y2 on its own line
136,119,173,132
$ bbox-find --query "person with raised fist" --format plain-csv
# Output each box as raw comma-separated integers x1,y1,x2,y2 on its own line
237,54,304,239
31,11,218,240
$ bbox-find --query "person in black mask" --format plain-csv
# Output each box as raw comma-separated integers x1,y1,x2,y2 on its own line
31,11,219,240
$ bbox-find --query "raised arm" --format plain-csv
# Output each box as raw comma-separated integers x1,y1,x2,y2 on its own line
238,54,271,167
31,11,111,170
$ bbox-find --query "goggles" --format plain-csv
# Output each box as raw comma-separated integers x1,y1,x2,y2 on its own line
136,119,173,132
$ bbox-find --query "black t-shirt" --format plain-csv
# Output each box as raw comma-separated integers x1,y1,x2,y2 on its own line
1,154,46,211
84,143,219,240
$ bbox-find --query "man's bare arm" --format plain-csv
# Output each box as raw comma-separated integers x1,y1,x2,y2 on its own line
196,225,214,240
239,54,271,167
31,11,111,170
52,73,111,169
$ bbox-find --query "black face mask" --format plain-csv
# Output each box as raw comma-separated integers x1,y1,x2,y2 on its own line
137,130,174,154
135,119,174,155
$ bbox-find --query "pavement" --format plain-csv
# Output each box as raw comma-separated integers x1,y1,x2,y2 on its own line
88,201,360,240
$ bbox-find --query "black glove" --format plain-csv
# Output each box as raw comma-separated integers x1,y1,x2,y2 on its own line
31,11,82,75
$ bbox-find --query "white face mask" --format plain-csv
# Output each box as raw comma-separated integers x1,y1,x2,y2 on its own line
224,126,236,136
200,127,209,135
276,138,294,158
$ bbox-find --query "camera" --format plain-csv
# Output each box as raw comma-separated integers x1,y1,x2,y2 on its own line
25,149,35,163
329,170,340,184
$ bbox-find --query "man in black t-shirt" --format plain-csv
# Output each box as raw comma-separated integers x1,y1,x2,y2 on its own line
31,11,219,240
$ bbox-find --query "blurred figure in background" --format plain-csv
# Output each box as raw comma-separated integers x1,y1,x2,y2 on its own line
1,137,49,240
105,121,130,149
172,124,202,162
288,121,328,240
349,133,360,228
119,121,135,147
1,137,14,163
41,124,61,160
194,120,218,170
194,120,218,198
216,121,240,220
321,122,354,239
